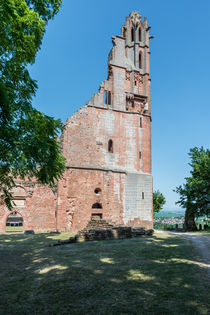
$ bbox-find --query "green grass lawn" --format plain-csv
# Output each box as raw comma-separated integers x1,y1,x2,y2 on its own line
0,232,209,315
5,226,23,232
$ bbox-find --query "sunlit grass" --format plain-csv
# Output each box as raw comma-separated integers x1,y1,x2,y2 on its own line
6,226,23,232
0,232,209,315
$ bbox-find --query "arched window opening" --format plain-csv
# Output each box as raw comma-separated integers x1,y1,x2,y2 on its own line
6,212,23,232
139,52,142,69
134,80,137,86
108,139,113,153
131,27,135,42
139,28,142,41
131,100,134,108
142,192,144,199
92,203,102,209
94,188,101,195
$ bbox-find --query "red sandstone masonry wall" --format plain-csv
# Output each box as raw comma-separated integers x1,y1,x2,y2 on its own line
62,106,151,174
0,182,56,233
56,168,125,232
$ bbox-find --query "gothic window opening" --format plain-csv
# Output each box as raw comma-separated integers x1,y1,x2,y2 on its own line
139,52,142,69
92,203,102,209
6,212,23,232
108,139,113,153
140,117,142,128
142,192,144,199
134,81,137,86
131,27,135,42
139,28,142,41
131,100,134,108
104,90,111,105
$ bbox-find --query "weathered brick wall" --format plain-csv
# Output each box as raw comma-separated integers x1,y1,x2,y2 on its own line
0,181,56,233
56,169,125,232
62,106,151,174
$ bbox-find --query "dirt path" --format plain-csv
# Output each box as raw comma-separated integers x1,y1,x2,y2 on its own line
156,230,210,278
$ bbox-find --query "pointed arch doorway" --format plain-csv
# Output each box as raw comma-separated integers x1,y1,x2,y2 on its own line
6,211,23,232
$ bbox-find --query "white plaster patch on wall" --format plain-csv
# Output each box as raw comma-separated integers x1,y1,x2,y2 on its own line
124,173,152,224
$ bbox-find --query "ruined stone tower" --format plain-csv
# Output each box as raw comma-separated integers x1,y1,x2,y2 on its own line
56,11,153,232
0,11,153,233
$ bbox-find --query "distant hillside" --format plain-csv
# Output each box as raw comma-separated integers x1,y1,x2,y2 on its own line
155,209,185,218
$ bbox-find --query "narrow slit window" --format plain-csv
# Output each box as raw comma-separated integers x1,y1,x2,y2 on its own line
104,91,107,104
139,52,142,69
107,91,111,105
139,28,141,41
131,27,134,42
140,117,142,128
123,28,126,38
142,192,144,199
139,151,141,159
108,139,113,153
126,98,129,111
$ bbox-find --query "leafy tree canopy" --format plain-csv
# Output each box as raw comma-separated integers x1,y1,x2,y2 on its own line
153,190,166,213
175,147,210,220
0,0,65,209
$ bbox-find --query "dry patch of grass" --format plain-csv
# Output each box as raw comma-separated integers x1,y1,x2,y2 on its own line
0,232,209,315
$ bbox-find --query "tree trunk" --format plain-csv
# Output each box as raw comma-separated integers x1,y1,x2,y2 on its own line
184,208,197,231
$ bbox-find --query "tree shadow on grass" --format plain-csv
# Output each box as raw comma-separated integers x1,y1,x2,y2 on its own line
0,233,209,315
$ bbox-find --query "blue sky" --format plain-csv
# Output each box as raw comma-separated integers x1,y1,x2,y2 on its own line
30,0,210,210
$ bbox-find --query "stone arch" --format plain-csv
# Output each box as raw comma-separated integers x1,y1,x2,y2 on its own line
5,210,24,232
92,203,102,209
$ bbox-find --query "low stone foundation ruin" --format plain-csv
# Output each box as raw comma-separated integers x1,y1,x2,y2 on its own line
51,218,154,246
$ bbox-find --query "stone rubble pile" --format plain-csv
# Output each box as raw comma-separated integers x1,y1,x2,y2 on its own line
50,219,154,247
